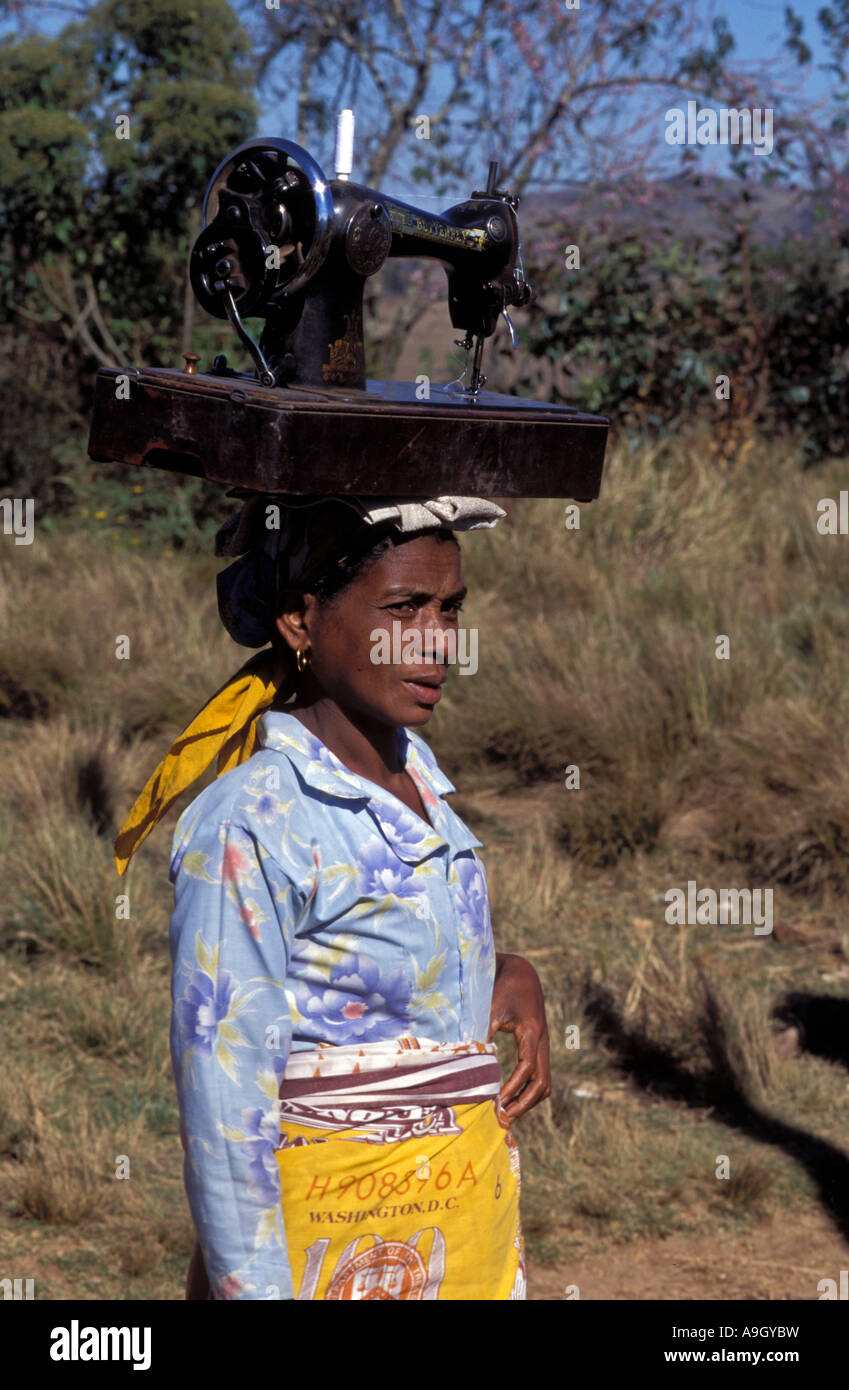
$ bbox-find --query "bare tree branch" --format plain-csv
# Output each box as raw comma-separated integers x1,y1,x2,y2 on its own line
83,272,128,362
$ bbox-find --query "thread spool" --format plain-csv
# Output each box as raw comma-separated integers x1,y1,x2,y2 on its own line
334,109,355,181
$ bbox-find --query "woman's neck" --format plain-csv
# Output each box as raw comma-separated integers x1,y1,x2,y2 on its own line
284,697,404,783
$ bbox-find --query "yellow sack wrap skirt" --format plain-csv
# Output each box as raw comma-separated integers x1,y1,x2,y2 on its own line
274,1037,526,1301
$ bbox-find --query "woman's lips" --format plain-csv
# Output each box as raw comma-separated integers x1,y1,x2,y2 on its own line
402,676,444,705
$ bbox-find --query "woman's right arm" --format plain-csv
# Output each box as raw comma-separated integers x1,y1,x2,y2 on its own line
169,808,300,1300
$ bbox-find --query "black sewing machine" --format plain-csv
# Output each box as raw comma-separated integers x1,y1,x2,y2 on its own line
88,119,607,498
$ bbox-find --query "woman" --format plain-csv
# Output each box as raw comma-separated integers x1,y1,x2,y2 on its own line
115,493,550,1301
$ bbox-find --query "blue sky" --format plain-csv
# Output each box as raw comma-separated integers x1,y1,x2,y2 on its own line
3,0,840,196
380,0,840,197
714,0,834,110
715,0,826,69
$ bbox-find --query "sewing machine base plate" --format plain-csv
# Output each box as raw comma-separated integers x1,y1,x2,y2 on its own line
88,367,607,499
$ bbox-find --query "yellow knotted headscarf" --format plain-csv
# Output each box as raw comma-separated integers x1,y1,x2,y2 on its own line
113,493,356,876
113,644,292,875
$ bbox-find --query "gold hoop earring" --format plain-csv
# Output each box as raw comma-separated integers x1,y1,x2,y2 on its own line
295,646,311,673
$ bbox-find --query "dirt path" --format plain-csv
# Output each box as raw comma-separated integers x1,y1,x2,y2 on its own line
526,1209,849,1300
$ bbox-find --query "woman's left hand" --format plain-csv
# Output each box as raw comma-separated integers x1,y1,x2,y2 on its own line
487,952,551,1122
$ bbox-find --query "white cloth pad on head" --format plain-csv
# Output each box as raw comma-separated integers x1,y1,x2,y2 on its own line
347,495,507,532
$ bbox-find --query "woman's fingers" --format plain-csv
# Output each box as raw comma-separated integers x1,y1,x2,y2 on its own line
502,1073,549,1122
488,953,552,1119
498,1019,551,1119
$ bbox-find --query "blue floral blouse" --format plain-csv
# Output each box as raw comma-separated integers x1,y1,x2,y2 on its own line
168,709,496,1300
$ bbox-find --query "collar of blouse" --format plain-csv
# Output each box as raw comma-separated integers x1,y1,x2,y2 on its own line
254,709,483,865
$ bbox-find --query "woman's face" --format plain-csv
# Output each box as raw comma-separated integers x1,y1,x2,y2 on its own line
275,533,466,728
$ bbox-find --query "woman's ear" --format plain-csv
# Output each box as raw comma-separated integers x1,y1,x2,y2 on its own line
274,587,310,653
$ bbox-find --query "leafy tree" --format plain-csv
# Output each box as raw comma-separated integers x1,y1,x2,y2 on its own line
0,0,257,507
0,0,257,367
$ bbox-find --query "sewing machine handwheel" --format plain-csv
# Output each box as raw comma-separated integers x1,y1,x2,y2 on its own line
193,138,334,315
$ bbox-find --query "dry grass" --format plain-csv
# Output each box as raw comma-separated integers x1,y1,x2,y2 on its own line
0,529,228,734
436,431,849,893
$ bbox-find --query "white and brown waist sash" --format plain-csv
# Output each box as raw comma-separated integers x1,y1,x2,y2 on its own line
277,1037,503,1148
